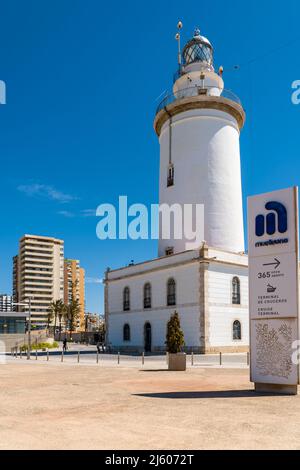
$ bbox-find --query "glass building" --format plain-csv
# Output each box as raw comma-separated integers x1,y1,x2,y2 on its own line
0,312,27,334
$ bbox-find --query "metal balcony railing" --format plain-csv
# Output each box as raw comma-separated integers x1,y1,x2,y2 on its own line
156,85,242,115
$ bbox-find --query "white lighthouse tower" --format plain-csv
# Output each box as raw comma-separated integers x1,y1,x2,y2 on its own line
105,26,249,355
154,27,246,257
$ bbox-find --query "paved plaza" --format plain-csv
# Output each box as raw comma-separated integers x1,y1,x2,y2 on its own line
0,359,300,450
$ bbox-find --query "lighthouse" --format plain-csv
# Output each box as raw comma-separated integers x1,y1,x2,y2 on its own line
154,27,245,257
105,26,249,355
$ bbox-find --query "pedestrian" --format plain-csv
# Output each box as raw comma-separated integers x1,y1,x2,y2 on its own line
63,338,67,352
96,341,101,354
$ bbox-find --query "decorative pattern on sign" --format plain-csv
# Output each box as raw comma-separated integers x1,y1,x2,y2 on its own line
255,322,293,379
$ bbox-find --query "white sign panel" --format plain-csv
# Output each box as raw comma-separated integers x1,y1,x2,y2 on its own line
248,187,299,388
248,187,297,256
250,318,298,385
249,252,298,319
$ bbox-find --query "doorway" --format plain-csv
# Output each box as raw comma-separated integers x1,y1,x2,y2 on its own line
144,322,152,352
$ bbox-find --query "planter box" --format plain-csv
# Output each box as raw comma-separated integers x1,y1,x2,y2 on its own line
168,352,186,371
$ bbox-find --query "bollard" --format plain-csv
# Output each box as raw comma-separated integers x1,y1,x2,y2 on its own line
219,351,222,366
191,351,194,366
118,352,120,364
96,352,99,364
47,349,49,362
77,351,80,363
247,351,250,366
142,351,145,366
61,350,64,362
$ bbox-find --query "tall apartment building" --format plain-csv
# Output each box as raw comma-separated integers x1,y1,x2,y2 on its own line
64,259,85,330
0,294,13,312
14,235,64,325
12,255,19,309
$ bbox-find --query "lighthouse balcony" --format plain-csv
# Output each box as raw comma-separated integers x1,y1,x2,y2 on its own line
154,85,245,136
156,85,241,114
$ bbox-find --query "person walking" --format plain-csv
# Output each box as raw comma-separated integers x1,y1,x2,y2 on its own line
96,341,101,354
63,338,67,352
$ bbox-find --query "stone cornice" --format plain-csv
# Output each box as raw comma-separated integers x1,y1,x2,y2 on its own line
108,302,199,316
154,95,246,136
106,256,248,283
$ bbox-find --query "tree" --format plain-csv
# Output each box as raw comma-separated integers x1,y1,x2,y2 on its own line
66,298,81,340
98,321,106,343
165,311,185,353
46,310,54,332
48,300,66,337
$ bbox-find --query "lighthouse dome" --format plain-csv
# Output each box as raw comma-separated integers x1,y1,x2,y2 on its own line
182,28,213,67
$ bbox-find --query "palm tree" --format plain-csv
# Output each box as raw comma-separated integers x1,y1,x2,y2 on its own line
48,300,66,338
46,310,54,334
66,298,81,340
58,308,66,341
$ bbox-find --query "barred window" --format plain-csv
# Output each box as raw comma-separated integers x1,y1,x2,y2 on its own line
123,287,130,311
144,283,151,309
232,277,241,305
233,320,242,340
167,278,176,306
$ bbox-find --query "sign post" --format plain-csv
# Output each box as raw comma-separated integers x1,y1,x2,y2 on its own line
248,187,299,394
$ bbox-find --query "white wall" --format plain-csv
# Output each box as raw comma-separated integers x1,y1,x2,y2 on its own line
207,263,249,348
107,261,201,350
108,306,201,351
158,108,244,256
107,250,250,351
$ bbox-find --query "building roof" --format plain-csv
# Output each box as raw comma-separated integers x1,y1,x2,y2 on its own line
0,312,27,318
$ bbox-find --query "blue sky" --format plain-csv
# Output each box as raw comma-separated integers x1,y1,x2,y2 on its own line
0,0,300,313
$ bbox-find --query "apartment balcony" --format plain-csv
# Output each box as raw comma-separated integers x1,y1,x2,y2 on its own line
22,284,52,290
21,268,53,274
22,279,52,285
20,246,54,255
20,258,53,265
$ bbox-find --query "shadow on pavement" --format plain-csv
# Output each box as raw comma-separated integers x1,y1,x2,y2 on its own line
133,389,288,399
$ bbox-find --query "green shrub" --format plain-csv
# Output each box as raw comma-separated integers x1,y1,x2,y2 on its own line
20,341,59,351
165,311,185,353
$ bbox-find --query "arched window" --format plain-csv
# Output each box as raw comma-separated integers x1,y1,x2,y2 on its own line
167,278,176,306
144,283,152,309
233,320,242,340
123,287,130,311
123,323,130,341
232,277,241,304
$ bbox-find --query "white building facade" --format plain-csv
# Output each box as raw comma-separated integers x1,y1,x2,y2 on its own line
105,28,249,353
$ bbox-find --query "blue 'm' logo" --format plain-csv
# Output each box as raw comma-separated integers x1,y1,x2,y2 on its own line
255,201,288,237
